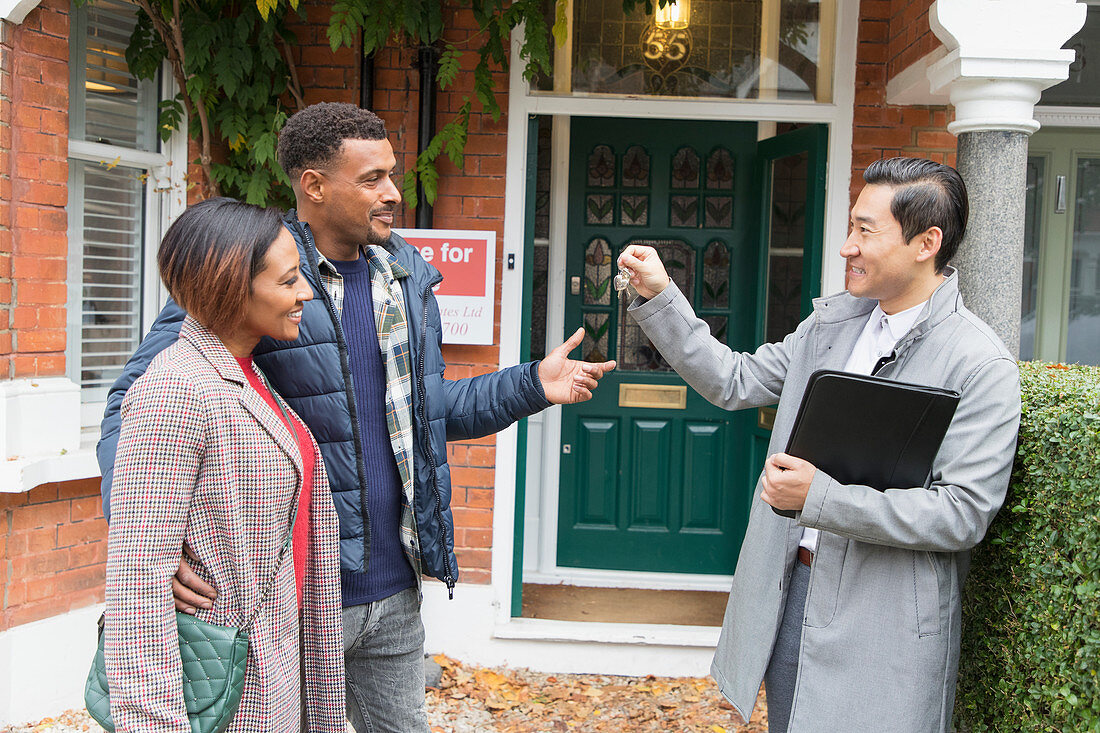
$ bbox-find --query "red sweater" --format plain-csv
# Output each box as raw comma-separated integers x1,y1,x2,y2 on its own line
236,356,314,607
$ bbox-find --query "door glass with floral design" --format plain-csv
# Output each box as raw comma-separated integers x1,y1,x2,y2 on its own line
618,239,695,371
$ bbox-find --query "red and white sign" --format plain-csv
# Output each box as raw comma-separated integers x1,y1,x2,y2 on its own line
396,228,497,345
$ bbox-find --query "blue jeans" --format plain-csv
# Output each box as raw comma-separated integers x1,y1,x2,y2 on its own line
342,587,429,733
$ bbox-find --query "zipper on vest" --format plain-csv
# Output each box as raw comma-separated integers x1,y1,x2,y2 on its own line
416,283,455,599
298,221,373,570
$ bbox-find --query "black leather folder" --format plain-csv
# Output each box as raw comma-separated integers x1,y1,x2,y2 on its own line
772,369,961,519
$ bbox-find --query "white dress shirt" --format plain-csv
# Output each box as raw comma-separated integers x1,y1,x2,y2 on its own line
797,299,928,553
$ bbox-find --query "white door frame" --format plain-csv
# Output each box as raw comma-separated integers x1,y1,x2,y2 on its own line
491,0,861,622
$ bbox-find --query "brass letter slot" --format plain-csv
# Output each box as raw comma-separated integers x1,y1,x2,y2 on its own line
758,406,777,430
618,384,687,410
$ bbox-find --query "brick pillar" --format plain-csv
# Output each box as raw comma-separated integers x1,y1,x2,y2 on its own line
7,0,69,379
0,20,13,380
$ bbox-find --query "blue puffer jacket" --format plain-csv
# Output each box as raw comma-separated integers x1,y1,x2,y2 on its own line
97,212,551,593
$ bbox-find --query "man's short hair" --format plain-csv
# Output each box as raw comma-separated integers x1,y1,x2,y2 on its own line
158,197,284,336
277,102,388,183
863,157,968,272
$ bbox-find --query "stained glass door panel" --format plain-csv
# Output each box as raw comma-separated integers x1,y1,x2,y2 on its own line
559,117,761,574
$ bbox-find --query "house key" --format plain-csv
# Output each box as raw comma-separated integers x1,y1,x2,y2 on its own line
613,267,632,292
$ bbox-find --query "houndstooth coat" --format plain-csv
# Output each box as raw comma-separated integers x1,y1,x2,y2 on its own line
104,317,345,732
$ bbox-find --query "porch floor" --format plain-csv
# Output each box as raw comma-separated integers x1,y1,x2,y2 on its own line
521,584,727,627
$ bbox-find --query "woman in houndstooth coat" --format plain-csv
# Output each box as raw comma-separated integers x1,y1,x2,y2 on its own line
103,199,345,732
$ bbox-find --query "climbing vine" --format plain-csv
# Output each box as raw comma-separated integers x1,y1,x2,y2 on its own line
91,0,678,209
327,0,675,207
78,0,305,207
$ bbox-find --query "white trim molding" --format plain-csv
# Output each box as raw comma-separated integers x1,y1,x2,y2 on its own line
886,48,950,106
524,566,735,593
1035,105,1100,129
420,583,716,678
0,0,40,24
0,603,104,726
0,378,101,493
928,0,1087,135
0,378,79,459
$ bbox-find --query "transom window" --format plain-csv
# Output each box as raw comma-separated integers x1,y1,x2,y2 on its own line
536,0,836,103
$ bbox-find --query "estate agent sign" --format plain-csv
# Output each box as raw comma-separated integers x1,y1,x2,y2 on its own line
395,228,497,345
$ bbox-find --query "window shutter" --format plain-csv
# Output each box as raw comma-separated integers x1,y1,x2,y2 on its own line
74,162,146,405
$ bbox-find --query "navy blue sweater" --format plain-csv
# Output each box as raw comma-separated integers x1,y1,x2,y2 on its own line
330,255,416,605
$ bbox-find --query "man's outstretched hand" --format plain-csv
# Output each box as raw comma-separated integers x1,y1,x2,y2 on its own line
538,327,617,404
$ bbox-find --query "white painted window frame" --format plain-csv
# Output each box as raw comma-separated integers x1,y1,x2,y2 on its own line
65,23,187,428
490,0,861,622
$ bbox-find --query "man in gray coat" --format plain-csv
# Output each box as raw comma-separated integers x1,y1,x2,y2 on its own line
618,158,1020,733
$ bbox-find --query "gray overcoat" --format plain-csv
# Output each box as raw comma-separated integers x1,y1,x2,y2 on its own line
629,269,1020,733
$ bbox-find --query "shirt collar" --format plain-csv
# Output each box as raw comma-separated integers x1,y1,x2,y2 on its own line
871,299,928,343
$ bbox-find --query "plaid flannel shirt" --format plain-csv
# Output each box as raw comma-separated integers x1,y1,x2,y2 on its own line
316,246,420,575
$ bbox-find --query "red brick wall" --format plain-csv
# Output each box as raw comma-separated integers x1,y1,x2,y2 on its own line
0,3,112,635
1,21,12,382
850,0,954,205
0,478,107,631
886,0,939,82
287,4,508,584
290,3,358,108
5,0,69,380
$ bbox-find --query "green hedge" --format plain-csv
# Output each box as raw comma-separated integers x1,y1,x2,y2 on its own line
956,361,1100,732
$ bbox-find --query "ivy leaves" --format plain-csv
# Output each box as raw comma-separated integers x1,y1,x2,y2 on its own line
326,0,563,207
102,0,302,207
90,0,689,214
322,0,673,207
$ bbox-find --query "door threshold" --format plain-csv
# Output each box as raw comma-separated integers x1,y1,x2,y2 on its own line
521,583,727,627
524,567,734,592
493,616,721,648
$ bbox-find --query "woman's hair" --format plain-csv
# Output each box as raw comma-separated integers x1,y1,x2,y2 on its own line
157,197,286,335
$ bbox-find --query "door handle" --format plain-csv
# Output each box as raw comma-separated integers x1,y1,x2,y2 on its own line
1055,175,1067,214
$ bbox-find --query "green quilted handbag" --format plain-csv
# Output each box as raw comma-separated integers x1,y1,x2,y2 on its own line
84,611,249,733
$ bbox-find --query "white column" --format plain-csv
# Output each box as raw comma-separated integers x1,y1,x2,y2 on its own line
926,0,1086,356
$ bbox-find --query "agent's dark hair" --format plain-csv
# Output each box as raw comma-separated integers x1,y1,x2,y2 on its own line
276,102,387,183
863,157,968,272
157,197,284,336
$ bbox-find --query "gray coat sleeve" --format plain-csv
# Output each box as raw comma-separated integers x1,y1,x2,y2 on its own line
628,280,803,410
799,355,1021,552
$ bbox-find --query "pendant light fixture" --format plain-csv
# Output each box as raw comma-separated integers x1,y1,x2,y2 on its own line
655,0,690,30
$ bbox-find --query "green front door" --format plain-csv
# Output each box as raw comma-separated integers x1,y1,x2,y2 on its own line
557,119,827,575
558,118,760,574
